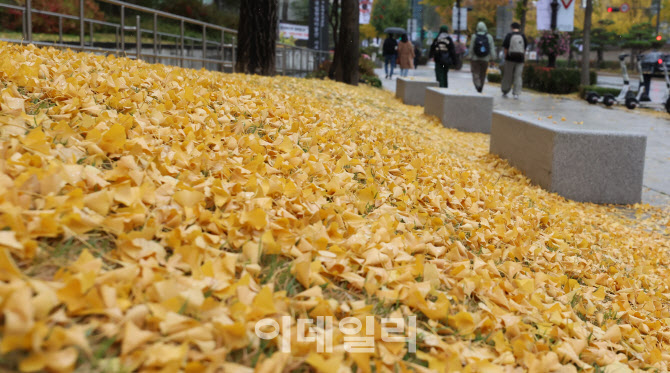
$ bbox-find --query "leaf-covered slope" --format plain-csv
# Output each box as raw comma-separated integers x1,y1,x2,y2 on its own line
0,43,669,372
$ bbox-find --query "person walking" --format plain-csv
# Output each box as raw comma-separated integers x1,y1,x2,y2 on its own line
469,21,496,93
501,22,528,99
382,34,398,79
429,25,456,88
397,34,415,77
413,42,421,69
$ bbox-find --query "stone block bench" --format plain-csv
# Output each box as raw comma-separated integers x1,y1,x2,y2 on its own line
395,78,438,106
424,88,493,133
490,111,647,205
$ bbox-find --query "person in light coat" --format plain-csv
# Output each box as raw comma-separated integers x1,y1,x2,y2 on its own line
397,34,415,77
468,22,496,93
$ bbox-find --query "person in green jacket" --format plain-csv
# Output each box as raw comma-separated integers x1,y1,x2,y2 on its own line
468,22,496,93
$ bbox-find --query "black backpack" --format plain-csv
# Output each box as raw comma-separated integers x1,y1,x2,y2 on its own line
435,36,453,66
473,34,490,57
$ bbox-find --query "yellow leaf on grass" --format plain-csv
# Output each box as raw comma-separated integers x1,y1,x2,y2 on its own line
305,353,341,373
251,286,276,317
592,287,606,301
514,278,535,295
21,128,50,154
0,231,23,251
173,190,205,208
121,321,155,356
448,311,475,335
99,123,126,154
242,208,267,230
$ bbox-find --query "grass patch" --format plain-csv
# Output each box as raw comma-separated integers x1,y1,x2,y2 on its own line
23,232,115,280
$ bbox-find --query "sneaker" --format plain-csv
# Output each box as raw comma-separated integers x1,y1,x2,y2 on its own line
513,94,519,99
502,92,508,98
476,86,482,93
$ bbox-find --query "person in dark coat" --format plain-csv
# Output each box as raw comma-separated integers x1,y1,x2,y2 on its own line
413,42,421,69
382,34,398,79
429,25,456,88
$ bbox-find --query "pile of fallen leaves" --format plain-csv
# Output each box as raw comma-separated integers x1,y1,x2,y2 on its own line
1,42,669,372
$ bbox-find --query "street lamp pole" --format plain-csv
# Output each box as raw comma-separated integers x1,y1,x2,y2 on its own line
456,0,461,39
548,0,559,67
655,0,661,35
550,0,559,31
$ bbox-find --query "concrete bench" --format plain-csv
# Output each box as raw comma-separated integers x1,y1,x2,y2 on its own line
490,111,647,205
424,88,493,133
395,78,438,106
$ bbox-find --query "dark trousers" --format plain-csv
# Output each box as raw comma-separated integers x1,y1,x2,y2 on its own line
435,63,449,88
470,60,488,91
384,54,397,77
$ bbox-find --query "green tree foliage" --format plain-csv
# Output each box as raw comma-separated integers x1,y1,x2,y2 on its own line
622,22,664,52
371,0,411,35
621,22,664,68
1,0,103,33
591,20,616,65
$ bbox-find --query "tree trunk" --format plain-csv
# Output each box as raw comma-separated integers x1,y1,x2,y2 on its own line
329,0,341,49
548,54,557,67
329,0,359,85
580,0,592,85
519,0,528,34
236,0,278,75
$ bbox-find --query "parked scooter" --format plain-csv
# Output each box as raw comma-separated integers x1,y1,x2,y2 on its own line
624,55,670,113
585,53,634,107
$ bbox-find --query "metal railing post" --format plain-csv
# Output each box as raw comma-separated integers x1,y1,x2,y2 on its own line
136,15,141,60
89,21,93,45
283,45,287,75
220,30,226,72
26,0,32,43
202,25,207,69
120,6,125,53
58,17,63,44
153,13,157,63
79,0,84,48
232,36,236,72
180,19,184,67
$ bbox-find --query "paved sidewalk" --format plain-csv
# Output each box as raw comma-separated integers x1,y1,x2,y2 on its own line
376,64,670,206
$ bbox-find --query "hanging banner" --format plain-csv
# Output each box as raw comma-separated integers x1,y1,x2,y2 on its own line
309,0,329,51
537,0,574,31
360,0,372,24
451,7,467,31
280,23,309,41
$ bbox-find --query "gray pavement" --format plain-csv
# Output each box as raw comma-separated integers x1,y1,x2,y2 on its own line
376,64,670,206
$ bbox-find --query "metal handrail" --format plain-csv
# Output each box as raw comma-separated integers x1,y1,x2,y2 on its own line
0,0,327,76
100,0,236,33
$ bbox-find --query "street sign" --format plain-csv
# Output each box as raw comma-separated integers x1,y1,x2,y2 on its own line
620,2,630,12
452,7,467,31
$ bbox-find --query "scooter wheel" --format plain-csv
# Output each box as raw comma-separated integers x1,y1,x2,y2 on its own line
665,97,670,114
586,92,599,104
625,97,638,110
603,94,615,107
